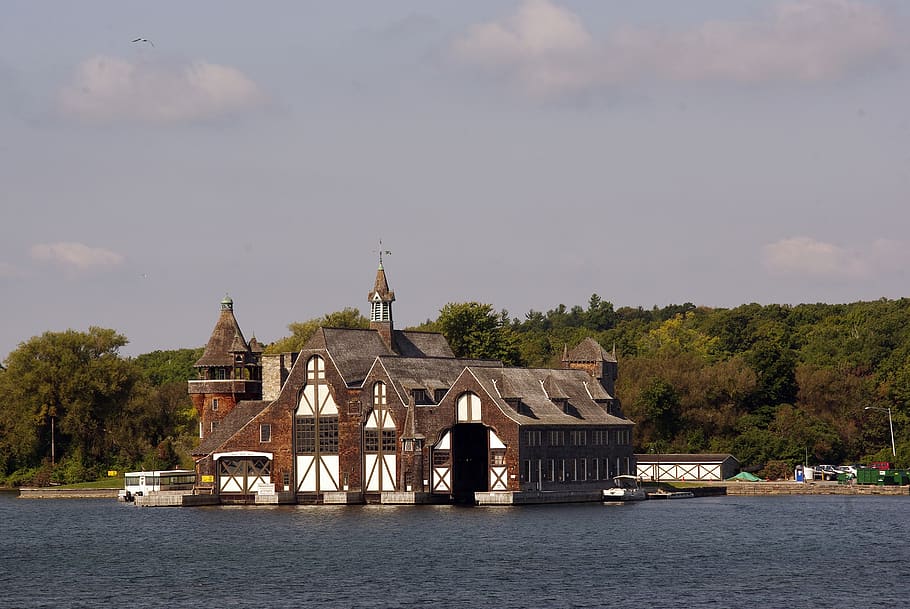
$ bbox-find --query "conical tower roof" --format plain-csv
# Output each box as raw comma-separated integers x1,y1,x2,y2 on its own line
195,295,249,367
368,261,395,303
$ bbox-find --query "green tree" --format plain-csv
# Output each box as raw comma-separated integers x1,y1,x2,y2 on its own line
265,308,369,354
132,348,203,386
430,302,522,365
0,328,140,476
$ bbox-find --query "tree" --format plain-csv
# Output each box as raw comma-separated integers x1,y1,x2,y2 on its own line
0,328,140,476
431,302,522,365
132,348,204,386
265,308,369,354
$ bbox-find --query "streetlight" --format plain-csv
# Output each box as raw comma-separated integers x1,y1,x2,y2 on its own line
864,406,896,458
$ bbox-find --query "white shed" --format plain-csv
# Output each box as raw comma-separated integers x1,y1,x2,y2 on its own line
635,453,739,481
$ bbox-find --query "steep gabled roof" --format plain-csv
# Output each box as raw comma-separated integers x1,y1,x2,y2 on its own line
195,301,249,367
303,327,395,386
300,327,459,386
466,367,632,426
374,356,502,405
192,400,270,457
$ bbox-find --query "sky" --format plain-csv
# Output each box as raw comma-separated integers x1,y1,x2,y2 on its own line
2,0,909,360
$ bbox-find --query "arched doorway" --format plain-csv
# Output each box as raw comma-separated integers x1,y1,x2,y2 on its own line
451,423,488,502
431,391,510,503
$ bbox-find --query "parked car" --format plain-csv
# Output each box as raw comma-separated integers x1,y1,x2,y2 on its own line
815,465,839,481
836,465,857,479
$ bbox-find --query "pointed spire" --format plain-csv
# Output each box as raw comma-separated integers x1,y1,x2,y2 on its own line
368,244,395,323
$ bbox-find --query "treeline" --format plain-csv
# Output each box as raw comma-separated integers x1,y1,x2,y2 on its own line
2,296,908,485
505,297,910,475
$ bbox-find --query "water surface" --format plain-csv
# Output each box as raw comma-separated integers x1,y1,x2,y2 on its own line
1,491,906,608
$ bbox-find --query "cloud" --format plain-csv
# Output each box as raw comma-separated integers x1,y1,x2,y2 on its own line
59,55,266,124
452,0,899,96
762,236,877,278
30,242,124,272
0,262,25,279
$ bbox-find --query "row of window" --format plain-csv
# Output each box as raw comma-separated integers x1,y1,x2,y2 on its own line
526,428,631,447
521,457,632,483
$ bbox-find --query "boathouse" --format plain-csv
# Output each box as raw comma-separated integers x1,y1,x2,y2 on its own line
189,260,636,504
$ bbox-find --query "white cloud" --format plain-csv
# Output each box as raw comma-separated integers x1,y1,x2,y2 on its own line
30,242,124,272
762,236,875,278
452,0,899,96
59,55,266,124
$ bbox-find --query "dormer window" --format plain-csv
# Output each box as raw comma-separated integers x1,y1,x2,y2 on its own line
434,388,447,403
412,389,428,405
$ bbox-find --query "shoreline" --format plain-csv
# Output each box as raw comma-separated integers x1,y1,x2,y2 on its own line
11,480,910,502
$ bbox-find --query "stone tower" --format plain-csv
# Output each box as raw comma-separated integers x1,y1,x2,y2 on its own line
188,295,262,441
562,337,620,415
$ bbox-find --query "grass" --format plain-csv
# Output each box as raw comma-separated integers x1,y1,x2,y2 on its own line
54,477,123,489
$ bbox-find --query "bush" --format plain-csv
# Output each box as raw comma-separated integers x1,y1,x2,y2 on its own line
760,460,792,480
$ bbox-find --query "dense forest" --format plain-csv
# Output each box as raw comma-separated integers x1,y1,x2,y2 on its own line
2,296,909,485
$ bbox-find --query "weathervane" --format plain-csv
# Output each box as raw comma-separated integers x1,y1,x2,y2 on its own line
375,239,391,266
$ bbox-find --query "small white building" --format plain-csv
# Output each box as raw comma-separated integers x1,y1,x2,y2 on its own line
635,453,739,482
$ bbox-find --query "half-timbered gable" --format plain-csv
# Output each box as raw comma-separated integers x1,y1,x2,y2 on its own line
361,356,503,497
429,367,635,496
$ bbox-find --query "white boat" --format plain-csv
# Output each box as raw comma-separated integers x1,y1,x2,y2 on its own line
603,475,647,502
647,490,695,500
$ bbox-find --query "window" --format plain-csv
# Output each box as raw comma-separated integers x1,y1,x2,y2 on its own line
434,389,447,403
433,450,450,467
548,430,564,446
526,430,542,446
491,450,506,466
457,392,482,422
296,356,339,455
365,430,379,452
543,459,555,481
412,389,427,404
373,382,387,408
260,423,271,443
319,416,339,452
570,430,587,446
381,430,396,452
592,430,608,445
296,416,316,452
210,421,218,433
211,398,219,411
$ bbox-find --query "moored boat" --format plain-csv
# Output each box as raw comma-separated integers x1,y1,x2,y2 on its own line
603,475,647,502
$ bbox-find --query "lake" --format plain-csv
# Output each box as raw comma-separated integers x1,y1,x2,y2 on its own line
1,491,907,608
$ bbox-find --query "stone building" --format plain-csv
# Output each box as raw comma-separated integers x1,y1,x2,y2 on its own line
189,261,635,504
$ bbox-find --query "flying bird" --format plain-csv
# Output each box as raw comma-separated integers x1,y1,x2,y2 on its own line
131,37,154,47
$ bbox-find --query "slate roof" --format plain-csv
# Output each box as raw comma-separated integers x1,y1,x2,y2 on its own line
374,356,502,404
368,263,395,302
394,331,455,358
467,367,633,426
634,453,739,464
195,306,249,367
193,400,270,456
564,336,617,363
302,327,458,386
